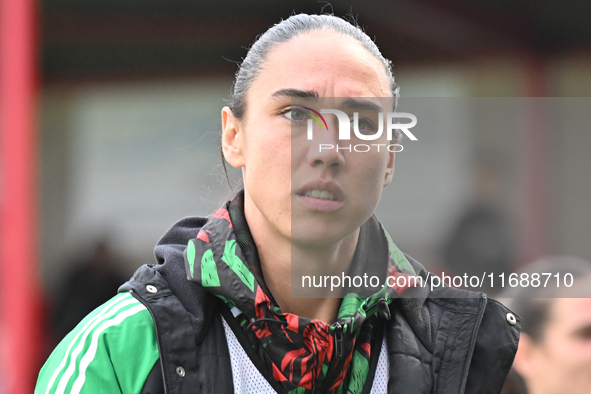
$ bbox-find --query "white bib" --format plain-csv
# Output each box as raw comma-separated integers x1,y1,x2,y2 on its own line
222,317,389,394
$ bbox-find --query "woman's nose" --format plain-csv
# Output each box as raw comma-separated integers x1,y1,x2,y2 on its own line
306,120,346,169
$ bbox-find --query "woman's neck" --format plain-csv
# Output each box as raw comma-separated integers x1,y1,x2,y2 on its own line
244,197,359,323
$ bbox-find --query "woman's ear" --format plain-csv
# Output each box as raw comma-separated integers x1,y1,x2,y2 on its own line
383,150,395,186
511,333,537,380
221,107,246,168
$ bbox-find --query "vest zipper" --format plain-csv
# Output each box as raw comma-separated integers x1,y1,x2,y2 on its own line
459,293,487,393
317,322,345,394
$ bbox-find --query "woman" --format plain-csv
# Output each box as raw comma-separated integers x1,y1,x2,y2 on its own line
36,14,520,394
501,256,591,394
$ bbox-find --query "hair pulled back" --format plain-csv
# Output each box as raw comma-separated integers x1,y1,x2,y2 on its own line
229,13,400,119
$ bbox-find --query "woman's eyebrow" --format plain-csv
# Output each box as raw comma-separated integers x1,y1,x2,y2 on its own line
341,98,384,112
572,323,591,339
271,88,319,100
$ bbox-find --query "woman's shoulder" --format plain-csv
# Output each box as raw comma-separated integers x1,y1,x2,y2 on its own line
36,292,159,393
391,254,520,393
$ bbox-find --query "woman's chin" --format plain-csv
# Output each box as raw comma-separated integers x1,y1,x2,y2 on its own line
290,222,354,247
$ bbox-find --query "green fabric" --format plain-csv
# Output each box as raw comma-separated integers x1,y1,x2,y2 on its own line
201,248,221,287
186,240,196,278
36,292,159,394
348,350,370,394
222,239,255,292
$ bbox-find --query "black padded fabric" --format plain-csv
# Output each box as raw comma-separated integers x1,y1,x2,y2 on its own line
140,361,163,394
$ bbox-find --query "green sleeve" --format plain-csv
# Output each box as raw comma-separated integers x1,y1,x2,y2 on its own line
36,292,160,394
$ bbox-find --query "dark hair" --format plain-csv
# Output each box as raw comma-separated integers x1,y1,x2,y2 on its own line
221,13,400,188
229,13,399,119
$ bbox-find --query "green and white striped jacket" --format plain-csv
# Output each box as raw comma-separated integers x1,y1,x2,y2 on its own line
36,292,159,394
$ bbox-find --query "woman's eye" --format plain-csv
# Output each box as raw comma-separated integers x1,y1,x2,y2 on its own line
351,117,375,134
573,325,591,341
282,108,307,122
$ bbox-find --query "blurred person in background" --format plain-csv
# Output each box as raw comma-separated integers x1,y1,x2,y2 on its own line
49,240,126,344
36,13,519,393
500,256,591,394
442,156,515,295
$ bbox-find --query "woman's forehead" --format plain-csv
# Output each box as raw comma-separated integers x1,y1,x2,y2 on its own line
251,30,391,99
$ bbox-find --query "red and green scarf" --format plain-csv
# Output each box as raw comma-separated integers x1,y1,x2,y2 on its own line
184,192,416,393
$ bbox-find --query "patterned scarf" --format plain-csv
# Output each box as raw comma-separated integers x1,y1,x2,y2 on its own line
184,192,417,393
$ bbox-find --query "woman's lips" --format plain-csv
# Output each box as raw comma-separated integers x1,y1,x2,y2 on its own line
301,188,337,200
295,180,345,212
296,194,345,211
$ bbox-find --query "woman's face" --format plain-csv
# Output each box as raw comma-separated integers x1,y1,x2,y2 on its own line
517,298,591,394
222,29,394,246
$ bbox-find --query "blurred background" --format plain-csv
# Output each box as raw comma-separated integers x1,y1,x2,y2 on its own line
1,0,591,392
